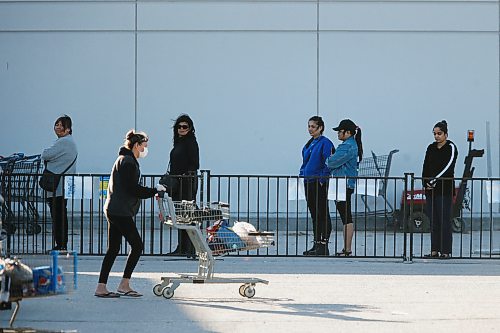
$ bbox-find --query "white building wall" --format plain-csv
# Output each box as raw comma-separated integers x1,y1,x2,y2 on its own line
0,0,498,179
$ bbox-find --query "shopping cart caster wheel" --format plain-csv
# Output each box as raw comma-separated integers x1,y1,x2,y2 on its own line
162,287,174,299
243,286,255,298
239,285,246,297
153,284,164,296
28,224,41,235
26,223,41,235
0,229,7,241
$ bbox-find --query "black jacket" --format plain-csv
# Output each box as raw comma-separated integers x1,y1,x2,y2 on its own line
170,135,199,175
422,140,458,196
168,135,199,201
104,147,157,216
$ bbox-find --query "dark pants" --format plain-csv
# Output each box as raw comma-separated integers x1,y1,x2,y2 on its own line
98,214,143,284
47,196,68,248
426,193,453,255
304,180,332,242
335,188,354,225
172,174,198,253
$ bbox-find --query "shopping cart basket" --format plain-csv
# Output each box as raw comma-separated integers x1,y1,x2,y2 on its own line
356,149,399,216
153,194,274,299
0,154,42,235
0,250,78,327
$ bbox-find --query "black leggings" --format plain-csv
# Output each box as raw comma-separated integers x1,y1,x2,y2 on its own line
98,214,143,284
304,180,332,242
335,188,354,225
47,196,68,248
173,175,198,253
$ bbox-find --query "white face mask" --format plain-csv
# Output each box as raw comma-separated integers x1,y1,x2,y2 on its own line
139,147,148,159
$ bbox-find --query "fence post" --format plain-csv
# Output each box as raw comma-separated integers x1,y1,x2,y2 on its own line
403,173,414,263
199,170,205,203
203,169,211,204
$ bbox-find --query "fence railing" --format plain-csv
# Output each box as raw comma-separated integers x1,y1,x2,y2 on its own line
1,170,499,259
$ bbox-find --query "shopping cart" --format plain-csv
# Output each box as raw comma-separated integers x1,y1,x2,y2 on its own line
0,192,78,327
153,194,274,299
0,251,78,327
356,149,399,217
0,154,42,235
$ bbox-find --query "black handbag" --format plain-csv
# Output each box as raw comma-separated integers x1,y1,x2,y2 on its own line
159,163,179,195
159,173,179,195
39,155,77,192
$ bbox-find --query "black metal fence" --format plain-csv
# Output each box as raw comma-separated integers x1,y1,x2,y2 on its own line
1,170,499,259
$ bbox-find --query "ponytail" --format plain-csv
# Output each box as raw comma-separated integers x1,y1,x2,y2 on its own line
124,129,148,149
355,127,363,162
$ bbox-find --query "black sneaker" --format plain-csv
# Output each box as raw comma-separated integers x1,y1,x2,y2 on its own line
303,244,316,256
313,243,330,256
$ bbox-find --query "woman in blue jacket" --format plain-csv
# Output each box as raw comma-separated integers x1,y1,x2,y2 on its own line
299,116,334,256
327,119,363,256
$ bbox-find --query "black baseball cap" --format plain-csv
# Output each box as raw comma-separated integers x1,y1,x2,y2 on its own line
333,119,357,132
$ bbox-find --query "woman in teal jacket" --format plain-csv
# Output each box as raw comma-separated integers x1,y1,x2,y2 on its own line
299,116,334,256
327,119,363,256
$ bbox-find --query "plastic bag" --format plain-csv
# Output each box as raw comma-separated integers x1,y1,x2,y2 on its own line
207,220,245,254
2,258,34,299
232,221,264,249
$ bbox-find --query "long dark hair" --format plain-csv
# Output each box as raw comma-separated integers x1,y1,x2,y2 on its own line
337,118,363,162
353,127,363,162
172,114,196,144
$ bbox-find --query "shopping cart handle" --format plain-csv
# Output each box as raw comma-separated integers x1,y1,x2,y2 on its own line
248,231,274,236
211,201,230,208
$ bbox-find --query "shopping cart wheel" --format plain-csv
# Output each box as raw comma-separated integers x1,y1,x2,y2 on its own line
408,211,430,233
162,287,174,299
452,217,464,233
0,228,7,241
26,223,42,235
153,284,164,296
3,222,16,235
243,286,255,298
238,285,246,297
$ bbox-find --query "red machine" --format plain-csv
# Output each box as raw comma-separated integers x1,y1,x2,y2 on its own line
396,130,484,233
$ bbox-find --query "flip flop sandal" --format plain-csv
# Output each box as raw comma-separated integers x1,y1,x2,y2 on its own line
94,292,121,298
117,290,143,297
335,249,352,257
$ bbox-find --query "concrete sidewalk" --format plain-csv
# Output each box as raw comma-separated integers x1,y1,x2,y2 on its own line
1,256,500,332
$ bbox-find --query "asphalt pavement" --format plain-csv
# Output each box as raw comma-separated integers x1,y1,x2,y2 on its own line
1,255,500,332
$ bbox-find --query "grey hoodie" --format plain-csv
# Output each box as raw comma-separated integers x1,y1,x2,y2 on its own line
41,134,78,197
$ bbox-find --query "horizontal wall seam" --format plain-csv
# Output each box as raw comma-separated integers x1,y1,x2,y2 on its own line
0,29,498,33
0,1,497,4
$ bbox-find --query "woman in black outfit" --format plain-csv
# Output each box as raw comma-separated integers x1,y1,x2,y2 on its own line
422,120,458,259
166,114,200,257
95,130,166,298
